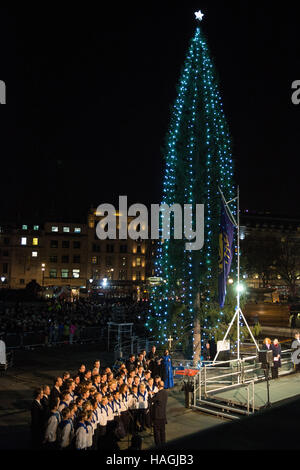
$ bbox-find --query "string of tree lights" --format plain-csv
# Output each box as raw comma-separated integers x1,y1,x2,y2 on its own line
147,14,236,361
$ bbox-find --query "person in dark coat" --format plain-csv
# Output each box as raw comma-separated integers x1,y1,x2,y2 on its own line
202,342,212,362
261,338,273,379
41,385,51,425
49,376,63,409
148,346,159,377
150,380,168,448
271,338,281,379
125,354,137,374
30,387,45,449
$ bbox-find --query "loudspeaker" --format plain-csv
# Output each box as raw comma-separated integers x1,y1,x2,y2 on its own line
216,350,231,366
258,350,273,366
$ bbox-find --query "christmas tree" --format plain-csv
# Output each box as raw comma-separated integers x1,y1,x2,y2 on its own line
148,12,236,363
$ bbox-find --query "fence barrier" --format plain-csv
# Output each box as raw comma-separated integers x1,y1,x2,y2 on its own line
3,326,108,350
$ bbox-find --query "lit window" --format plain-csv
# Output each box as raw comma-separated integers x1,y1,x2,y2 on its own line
22,225,28,230
74,227,81,233
51,226,58,232
32,251,38,257
136,258,141,267
72,269,80,278
61,269,69,278
33,225,39,231
21,237,27,245
92,256,97,264
32,238,38,246
63,227,70,233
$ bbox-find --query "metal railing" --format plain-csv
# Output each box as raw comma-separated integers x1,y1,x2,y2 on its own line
113,336,156,360
3,326,108,350
193,348,295,415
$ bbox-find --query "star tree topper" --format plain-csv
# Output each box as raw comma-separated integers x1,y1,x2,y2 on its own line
195,10,204,22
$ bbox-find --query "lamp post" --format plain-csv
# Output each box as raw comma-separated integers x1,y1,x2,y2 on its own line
41,263,45,287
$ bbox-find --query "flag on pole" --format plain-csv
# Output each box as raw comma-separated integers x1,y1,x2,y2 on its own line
218,199,235,308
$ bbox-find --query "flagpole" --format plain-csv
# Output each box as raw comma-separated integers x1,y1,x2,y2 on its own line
237,186,240,361
213,186,259,365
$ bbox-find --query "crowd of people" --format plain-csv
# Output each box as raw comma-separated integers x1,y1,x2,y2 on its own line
0,298,148,344
30,345,173,451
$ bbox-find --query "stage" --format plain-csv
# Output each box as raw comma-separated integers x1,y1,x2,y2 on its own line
212,372,300,410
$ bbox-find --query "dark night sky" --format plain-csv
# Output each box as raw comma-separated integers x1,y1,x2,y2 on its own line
0,1,299,223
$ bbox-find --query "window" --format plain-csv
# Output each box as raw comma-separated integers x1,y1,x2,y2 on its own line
119,270,127,280
73,241,81,249
105,256,113,268
136,271,141,281
62,240,70,249
73,255,81,263
32,251,38,258
3,263,8,274
50,269,57,278
63,227,70,233
121,257,127,267
20,278,25,284
136,258,141,267
32,238,38,246
91,256,97,264
51,226,58,232
33,225,39,231
4,237,10,245
49,256,57,263
106,244,114,253
92,244,100,252
3,250,9,257
22,225,28,230
74,227,81,233
61,255,69,263
21,237,27,245
72,269,80,278
120,245,127,253
137,245,141,253
50,240,58,248
61,269,69,278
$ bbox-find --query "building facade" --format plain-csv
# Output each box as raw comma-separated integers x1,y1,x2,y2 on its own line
0,210,151,298
240,211,300,297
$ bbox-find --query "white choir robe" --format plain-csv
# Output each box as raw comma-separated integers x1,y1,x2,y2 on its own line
75,425,87,450
92,409,99,432
137,391,148,410
128,394,139,410
120,396,128,413
44,413,61,443
85,421,93,448
99,409,108,427
106,404,115,422
61,421,74,448
0,340,6,365
113,399,122,417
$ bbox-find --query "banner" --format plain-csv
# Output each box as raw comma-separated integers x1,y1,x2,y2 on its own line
218,199,235,308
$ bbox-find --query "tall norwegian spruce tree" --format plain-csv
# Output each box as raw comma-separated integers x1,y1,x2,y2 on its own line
147,20,236,364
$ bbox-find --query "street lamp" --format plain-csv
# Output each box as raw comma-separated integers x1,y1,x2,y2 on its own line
41,263,46,287
236,283,245,293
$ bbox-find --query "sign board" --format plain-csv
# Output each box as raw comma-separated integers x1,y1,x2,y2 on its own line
217,340,230,352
